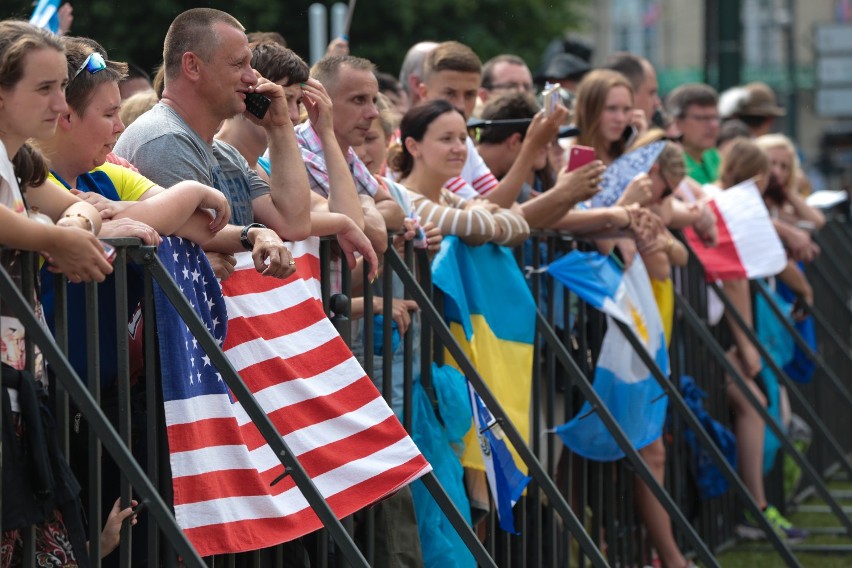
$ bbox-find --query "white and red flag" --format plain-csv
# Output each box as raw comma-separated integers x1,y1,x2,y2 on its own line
154,236,430,557
684,179,787,281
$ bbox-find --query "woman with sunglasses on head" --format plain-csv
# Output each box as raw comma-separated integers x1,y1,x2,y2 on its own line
37,38,230,246
392,99,529,247
31,36,234,563
0,20,119,568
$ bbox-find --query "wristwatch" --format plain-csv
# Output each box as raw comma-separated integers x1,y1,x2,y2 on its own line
240,223,267,251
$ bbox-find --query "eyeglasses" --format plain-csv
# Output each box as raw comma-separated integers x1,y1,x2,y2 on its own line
489,82,533,93
683,114,720,123
72,52,107,81
466,117,533,142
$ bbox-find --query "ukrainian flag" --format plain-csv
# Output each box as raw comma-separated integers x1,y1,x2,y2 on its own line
432,237,536,473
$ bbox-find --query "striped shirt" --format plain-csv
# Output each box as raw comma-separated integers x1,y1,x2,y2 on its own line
294,122,379,198
408,188,529,247
443,137,499,199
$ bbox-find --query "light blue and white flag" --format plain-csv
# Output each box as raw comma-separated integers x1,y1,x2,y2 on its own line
549,251,670,461
545,250,631,324
29,0,61,33
468,383,531,534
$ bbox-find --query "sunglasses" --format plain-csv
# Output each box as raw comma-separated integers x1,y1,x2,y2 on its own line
72,52,107,81
466,117,533,142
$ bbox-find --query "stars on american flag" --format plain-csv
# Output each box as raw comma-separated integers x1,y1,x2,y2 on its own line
159,236,229,392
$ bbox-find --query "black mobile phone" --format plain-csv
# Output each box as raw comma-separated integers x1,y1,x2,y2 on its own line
621,124,637,148
245,92,271,120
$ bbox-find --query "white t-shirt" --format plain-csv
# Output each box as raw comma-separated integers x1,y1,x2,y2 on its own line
0,140,47,410
443,137,498,199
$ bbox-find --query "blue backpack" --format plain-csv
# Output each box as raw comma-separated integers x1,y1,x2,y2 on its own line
679,375,738,500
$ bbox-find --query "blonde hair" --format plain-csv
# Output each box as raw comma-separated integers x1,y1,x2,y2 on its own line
756,133,800,195
375,92,399,138
630,128,686,183
574,69,634,160
119,90,158,130
719,138,768,189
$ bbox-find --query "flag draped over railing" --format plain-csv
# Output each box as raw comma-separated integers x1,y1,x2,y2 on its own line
431,236,535,531
154,236,430,557
547,251,670,461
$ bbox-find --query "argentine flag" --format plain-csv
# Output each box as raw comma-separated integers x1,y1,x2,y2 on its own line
29,0,61,34
548,251,670,461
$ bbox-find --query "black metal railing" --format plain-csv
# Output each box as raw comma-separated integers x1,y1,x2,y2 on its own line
3,214,850,567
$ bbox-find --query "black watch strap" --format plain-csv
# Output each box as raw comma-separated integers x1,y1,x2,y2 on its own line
240,223,267,251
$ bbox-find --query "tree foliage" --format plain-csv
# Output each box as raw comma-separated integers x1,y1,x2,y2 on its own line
5,0,587,79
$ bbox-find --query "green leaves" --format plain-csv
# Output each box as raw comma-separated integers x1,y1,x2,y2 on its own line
7,0,587,84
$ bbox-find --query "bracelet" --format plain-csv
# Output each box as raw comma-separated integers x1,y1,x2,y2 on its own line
62,213,94,233
666,236,674,255
240,223,267,251
620,206,632,231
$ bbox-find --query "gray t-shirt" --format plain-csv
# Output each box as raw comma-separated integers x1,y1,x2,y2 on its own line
114,102,268,225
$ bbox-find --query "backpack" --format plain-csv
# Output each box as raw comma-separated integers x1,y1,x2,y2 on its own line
679,375,738,500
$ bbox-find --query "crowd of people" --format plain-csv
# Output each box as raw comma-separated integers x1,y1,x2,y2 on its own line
0,6,832,567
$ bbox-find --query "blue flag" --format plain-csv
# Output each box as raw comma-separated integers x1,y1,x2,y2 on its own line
468,383,531,534
29,0,61,33
152,236,229,408
549,252,669,461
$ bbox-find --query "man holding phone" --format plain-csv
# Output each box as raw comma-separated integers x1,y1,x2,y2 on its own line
115,8,310,279
475,92,605,227
418,41,566,208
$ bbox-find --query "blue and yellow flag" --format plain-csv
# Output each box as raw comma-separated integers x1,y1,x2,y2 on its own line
432,237,536,473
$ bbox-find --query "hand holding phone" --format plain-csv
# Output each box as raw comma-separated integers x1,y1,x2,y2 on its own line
542,83,560,117
621,124,638,148
566,145,596,172
245,92,271,120
102,242,117,265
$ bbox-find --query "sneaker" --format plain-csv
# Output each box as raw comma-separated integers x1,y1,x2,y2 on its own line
735,505,808,544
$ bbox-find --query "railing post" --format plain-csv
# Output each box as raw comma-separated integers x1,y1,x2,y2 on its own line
0,252,207,567
385,246,609,568
129,247,370,568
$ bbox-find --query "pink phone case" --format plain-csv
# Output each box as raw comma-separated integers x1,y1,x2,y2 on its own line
567,145,596,171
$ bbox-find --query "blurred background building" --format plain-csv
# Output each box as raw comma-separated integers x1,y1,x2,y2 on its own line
574,0,852,191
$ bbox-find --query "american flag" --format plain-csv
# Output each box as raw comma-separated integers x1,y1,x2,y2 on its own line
154,236,431,557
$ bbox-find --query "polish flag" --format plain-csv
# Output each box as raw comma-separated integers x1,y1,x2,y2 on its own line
684,179,787,281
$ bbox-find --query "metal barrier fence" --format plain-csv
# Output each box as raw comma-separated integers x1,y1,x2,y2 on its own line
2,215,850,567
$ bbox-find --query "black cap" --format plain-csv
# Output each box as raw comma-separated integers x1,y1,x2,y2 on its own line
537,53,591,83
